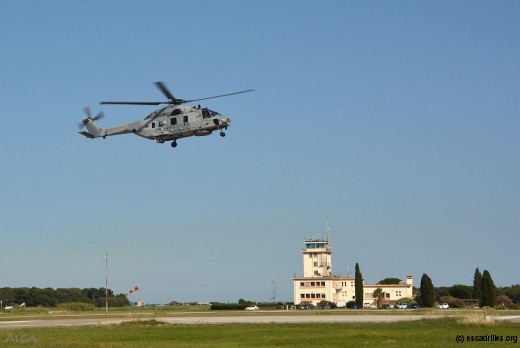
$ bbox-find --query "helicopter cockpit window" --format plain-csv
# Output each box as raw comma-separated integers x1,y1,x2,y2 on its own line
209,110,221,116
202,108,211,119
170,109,182,116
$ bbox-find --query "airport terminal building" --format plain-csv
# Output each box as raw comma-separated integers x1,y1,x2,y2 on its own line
293,238,413,307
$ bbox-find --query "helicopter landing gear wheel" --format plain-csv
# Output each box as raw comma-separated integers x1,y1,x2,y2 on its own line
171,141,177,148
220,131,226,137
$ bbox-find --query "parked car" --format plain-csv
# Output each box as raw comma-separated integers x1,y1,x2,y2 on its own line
409,304,420,309
437,303,449,309
245,305,259,310
300,304,316,310
395,303,407,309
381,304,390,309
336,301,347,308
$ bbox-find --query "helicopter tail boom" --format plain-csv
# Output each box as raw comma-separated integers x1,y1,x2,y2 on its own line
81,118,105,138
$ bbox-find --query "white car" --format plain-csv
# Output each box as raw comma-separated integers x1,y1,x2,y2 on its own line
245,305,259,310
437,303,449,309
395,303,407,309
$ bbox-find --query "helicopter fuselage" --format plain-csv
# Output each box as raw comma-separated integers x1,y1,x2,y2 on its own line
81,104,231,144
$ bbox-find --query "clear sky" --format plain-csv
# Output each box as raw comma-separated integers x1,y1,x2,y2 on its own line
0,1,518,304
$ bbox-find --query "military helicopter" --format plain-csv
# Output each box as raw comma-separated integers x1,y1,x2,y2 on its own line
78,82,253,148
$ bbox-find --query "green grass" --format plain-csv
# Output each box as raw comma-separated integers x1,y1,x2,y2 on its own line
0,318,518,347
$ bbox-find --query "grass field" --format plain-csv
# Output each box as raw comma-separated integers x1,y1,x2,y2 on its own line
0,317,518,347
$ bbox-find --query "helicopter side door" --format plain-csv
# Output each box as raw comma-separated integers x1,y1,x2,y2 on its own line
168,109,182,133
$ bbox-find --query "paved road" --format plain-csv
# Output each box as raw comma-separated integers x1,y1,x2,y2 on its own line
0,315,518,329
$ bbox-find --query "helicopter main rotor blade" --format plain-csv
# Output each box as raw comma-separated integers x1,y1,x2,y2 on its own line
183,89,255,103
154,81,176,101
99,101,168,105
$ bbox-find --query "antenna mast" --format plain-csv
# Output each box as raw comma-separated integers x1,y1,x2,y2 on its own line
325,216,331,242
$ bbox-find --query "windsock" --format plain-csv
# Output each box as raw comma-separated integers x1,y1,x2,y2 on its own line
124,286,139,296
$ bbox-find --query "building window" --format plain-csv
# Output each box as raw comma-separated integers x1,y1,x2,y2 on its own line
311,282,315,287
305,294,310,298
311,294,315,298
300,294,305,298
314,271,319,276
313,262,318,267
300,282,304,287
386,293,390,298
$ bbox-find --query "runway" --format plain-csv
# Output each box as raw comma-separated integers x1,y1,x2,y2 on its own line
3,314,519,328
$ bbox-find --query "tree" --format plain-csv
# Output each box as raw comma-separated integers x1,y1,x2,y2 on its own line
449,284,473,299
395,297,417,306
373,288,385,309
505,285,520,304
419,273,435,307
355,263,363,309
434,286,449,300
473,268,482,302
481,269,496,307
378,278,402,285
438,296,465,308
495,295,513,308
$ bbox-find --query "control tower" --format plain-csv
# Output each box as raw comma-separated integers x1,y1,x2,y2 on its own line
301,238,332,277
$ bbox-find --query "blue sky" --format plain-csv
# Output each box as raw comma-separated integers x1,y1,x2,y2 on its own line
0,1,518,303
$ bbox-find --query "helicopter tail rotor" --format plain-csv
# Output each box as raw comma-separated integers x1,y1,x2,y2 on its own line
79,107,105,130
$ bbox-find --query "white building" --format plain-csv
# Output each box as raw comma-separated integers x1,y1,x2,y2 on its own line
293,237,413,307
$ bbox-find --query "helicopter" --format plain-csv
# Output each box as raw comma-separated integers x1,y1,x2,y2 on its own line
78,82,253,148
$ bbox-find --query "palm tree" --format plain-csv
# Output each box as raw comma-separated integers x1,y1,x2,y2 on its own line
373,288,385,309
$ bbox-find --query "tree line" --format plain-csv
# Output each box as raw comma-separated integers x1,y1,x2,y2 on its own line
419,267,519,308
0,287,130,307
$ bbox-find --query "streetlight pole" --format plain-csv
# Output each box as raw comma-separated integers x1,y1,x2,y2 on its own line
104,253,109,318
271,274,276,304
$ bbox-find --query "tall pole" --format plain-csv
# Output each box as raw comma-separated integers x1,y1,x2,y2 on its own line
271,274,276,304
104,253,109,318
